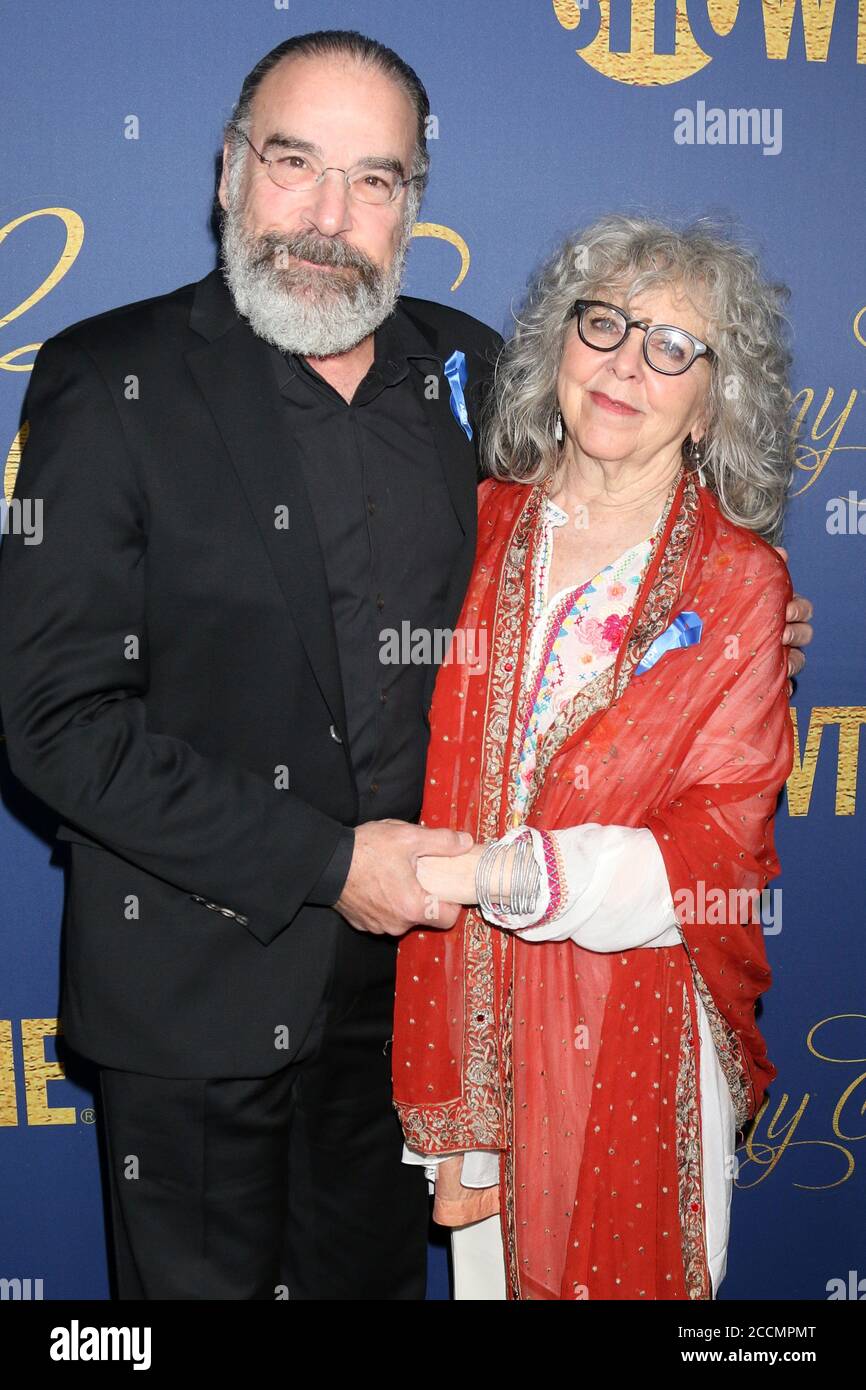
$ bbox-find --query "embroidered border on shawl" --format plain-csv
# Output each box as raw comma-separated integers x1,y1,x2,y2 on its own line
614,470,699,698
480,488,545,838
397,486,544,1155
688,964,753,1130
398,904,506,1151
500,967,521,1300
499,484,551,1298
675,980,711,1300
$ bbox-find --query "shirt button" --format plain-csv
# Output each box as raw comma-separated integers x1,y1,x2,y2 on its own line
370,781,380,794
367,498,376,516
376,594,385,610
380,690,387,704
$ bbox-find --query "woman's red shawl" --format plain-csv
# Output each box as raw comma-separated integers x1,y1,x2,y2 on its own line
393,469,793,1300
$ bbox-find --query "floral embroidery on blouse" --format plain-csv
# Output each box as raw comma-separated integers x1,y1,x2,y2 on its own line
511,499,657,825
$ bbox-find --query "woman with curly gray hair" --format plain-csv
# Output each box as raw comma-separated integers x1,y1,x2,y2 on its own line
394,214,802,1300
484,212,793,539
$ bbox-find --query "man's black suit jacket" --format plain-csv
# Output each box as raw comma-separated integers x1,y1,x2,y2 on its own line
0,268,503,1076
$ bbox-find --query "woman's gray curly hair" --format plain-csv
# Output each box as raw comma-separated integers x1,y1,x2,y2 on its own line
481,213,795,542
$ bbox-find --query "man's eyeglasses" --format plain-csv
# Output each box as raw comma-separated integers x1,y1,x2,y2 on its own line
229,126,423,207
570,298,717,376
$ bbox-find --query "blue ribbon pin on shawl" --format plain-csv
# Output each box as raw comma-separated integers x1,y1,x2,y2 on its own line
634,611,703,676
443,349,473,441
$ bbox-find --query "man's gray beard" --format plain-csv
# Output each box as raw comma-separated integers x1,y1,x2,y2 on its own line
219,201,412,356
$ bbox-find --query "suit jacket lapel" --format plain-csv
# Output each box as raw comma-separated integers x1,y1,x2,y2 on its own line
185,277,348,742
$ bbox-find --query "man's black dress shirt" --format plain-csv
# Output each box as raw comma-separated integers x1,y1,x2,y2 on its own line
276,306,466,906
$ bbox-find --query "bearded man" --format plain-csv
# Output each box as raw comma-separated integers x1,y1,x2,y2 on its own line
0,30,494,1300
0,28,812,1301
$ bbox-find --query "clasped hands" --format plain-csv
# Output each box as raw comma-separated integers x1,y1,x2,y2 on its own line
335,819,490,937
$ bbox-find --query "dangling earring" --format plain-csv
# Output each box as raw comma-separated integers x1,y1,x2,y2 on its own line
691,435,706,487
554,408,563,443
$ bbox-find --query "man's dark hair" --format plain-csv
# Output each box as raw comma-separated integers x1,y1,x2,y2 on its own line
224,29,431,189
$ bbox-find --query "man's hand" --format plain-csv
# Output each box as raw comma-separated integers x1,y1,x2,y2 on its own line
773,546,814,691
335,820,474,937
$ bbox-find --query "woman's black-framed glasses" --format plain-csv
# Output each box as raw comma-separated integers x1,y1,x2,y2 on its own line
229,125,423,207
570,298,717,376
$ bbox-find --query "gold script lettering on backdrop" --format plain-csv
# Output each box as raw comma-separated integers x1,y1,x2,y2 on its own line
553,0,865,85
790,307,866,499
738,1015,866,1189
0,207,84,366
411,223,470,291
1,207,84,502
791,387,863,497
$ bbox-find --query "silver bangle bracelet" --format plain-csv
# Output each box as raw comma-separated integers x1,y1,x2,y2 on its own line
475,831,542,919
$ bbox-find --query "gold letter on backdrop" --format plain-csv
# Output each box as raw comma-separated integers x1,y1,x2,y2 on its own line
1,207,84,499
788,707,866,816
411,223,470,292
552,0,862,83
0,207,84,369
554,0,740,85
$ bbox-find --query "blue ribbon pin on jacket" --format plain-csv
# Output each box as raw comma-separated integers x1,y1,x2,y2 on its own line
634,610,703,676
443,349,473,441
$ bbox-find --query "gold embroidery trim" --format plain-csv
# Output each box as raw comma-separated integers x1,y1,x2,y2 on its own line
676,981,712,1300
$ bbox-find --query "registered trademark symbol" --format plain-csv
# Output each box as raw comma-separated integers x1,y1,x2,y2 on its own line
79,1107,95,1124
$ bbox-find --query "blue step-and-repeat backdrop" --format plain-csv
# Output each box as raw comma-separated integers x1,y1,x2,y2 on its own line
1,1,864,1301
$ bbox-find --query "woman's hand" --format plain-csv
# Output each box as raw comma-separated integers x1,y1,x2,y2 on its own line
417,841,484,906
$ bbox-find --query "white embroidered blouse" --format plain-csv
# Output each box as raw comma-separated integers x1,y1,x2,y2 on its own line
401,497,737,1297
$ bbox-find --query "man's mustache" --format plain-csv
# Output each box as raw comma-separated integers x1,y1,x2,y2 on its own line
251,231,380,284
